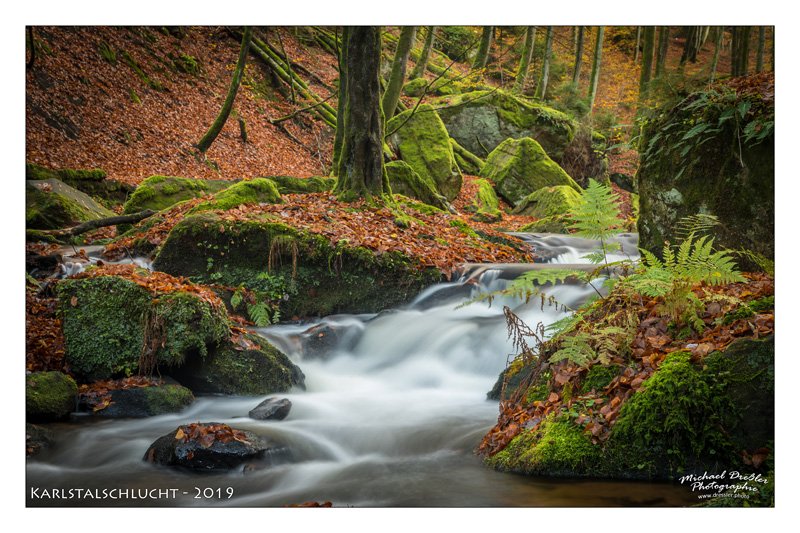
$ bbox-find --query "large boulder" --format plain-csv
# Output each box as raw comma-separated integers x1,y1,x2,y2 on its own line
512,185,581,217
26,371,77,421
122,175,232,214
386,104,462,200
26,179,115,230
266,176,336,194
465,178,502,222
192,178,282,211
26,163,133,204
480,138,581,207
436,90,576,162
152,212,442,318
78,378,195,418
386,160,449,210
637,85,774,259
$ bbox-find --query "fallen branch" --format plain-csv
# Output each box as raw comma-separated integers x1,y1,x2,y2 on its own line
42,210,156,238
269,90,337,125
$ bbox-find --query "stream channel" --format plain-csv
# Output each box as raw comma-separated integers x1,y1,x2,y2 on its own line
27,233,697,507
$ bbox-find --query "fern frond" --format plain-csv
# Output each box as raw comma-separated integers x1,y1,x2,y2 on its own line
675,213,720,240
550,332,595,368
247,301,272,327
733,249,774,275
230,288,244,310
569,179,623,241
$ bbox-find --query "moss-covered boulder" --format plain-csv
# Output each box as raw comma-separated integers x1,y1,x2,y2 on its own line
386,160,449,210
80,380,195,418
481,138,581,207
518,215,571,234
170,334,304,395
26,179,116,230
466,178,502,222
192,178,282,211
402,77,459,97
435,90,576,162
57,276,229,381
26,163,133,204
26,371,77,421
122,175,232,214
450,138,485,175
512,185,581,217
386,104,463,201
152,212,442,318
267,175,336,194
637,86,774,259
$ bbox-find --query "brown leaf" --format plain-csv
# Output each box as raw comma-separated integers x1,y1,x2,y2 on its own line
70,296,78,307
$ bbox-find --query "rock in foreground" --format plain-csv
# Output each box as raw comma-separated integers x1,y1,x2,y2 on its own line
249,398,292,421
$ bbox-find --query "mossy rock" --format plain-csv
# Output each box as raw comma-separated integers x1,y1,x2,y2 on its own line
435,89,576,162
580,364,622,394
26,162,106,182
267,175,336,194
170,333,304,395
122,175,232,214
402,77,428,97
26,179,116,230
386,104,463,201
152,212,442,318
26,163,133,204
26,371,78,421
450,138,485,175
512,185,581,217
83,381,195,418
481,138,581,207
402,77,460,98
386,160,449,211
57,276,230,381
637,88,774,259
518,215,572,234
192,178,282,211
466,178,502,222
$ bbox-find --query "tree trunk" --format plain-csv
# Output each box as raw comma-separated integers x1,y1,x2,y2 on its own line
709,27,724,83
382,26,416,120
334,27,388,200
638,26,656,100
771,27,775,72
197,26,252,153
332,27,349,177
738,26,752,76
680,26,698,65
536,26,554,99
655,26,669,78
634,26,641,62
472,26,494,71
513,26,536,93
588,26,604,113
410,26,436,80
756,26,766,73
572,26,585,84
27,26,35,70
731,27,739,77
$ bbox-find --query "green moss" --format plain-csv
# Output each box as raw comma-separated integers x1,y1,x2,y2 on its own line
267,175,336,194
386,160,449,210
450,138,485,175
468,178,502,222
480,138,581,207
720,296,774,325
395,196,446,216
580,364,621,393
123,175,232,213
171,53,201,76
26,371,78,421
518,215,572,234
26,163,106,182
386,104,462,201
402,77,459,97
152,292,230,366
449,219,480,239
402,77,428,97
26,229,62,244
119,49,165,91
513,185,581,217
487,415,601,476
192,178,282,212
140,383,195,414
26,179,115,230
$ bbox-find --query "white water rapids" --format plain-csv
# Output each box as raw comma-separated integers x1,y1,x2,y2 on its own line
27,233,694,507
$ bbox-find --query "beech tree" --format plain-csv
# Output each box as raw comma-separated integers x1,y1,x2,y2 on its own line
333,26,388,200
382,26,416,120
655,26,669,78
513,26,536,93
756,26,766,73
410,26,436,80
472,26,494,71
638,26,656,100
572,26,585,84
536,26,554,99
588,26,604,112
709,27,724,83
197,26,252,153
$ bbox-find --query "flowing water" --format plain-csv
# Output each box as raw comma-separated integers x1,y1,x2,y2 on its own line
27,233,696,507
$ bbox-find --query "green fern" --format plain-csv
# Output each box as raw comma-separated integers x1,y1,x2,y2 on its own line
569,179,623,265
550,332,595,367
247,301,272,327
230,287,245,310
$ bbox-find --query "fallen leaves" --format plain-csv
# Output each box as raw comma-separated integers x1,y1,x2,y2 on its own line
79,376,162,412
174,423,251,448
26,289,66,373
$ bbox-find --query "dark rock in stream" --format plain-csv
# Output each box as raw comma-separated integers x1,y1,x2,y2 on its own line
26,423,54,457
78,378,194,418
249,398,292,420
144,423,272,471
299,322,361,360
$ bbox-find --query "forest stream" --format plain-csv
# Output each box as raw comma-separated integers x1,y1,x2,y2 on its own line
26,233,696,507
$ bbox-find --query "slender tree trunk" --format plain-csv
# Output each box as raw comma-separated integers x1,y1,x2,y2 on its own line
588,26,604,113
334,26,388,200
472,26,494,71
731,27,740,77
536,26,554,99
680,26,697,65
573,26,585,84
382,26,416,120
655,26,669,78
771,27,775,72
756,26,766,73
27,26,35,70
332,27,349,177
634,26,641,62
197,26,252,153
739,26,752,76
638,26,656,100
709,27,724,83
409,26,436,80
513,26,536,93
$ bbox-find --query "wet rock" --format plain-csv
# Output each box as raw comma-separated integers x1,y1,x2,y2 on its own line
26,371,77,422
249,398,292,421
143,423,270,470
78,379,194,418
26,423,54,457
299,322,361,360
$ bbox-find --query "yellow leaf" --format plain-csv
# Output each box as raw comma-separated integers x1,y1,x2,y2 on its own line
174,428,186,440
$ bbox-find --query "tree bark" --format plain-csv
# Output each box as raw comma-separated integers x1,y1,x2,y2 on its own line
588,26,604,113
655,26,669,78
680,26,698,65
638,26,656,100
332,27,349,177
536,26,554,99
513,26,536,93
27,26,35,70
756,26,766,73
43,210,156,238
709,27,724,83
197,26,252,153
634,26,641,62
382,26,416,120
572,26,585,84
410,26,436,80
472,26,494,71
334,27,388,200
738,26,752,76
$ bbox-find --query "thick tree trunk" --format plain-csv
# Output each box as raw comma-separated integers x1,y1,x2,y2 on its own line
756,26,766,73
655,26,669,78
572,27,585,84
588,26,604,113
197,26,252,153
536,26,554,99
410,26,436,80
638,26,656,100
334,27,388,200
709,27,724,83
738,26,752,76
382,26,416,120
472,26,494,71
513,26,536,93
680,26,697,65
